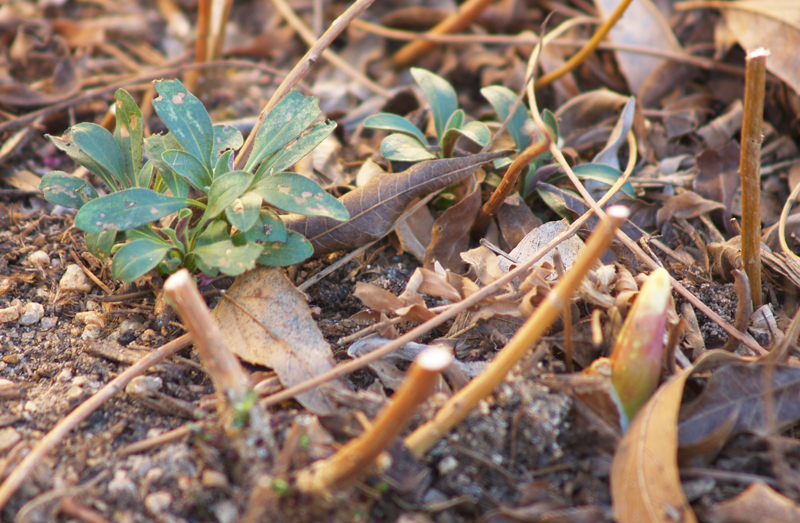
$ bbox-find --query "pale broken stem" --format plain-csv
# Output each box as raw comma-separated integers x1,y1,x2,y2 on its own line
295,347,452,493
270,0,391,99
261,138,637,409
404,207,629,457
163,270,251,418
184,0,211,92
525,59,766,355
740,48,768,307
0,334,193,510
391,0,498,69
234,0,378,169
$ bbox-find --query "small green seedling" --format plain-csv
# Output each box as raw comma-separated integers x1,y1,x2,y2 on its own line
364,68,491,161
40,80,348,283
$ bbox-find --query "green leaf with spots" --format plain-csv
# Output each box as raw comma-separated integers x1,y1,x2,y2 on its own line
245,90,322,172
112,239,173,282
251,172,348,220
85,230,117,259
233,209,287,245
114,89,144,186
364,113,427,144
39,171,98,209
224,191,262,233
214,150,233,178
47,123,126,192
256,120,336,179
193,240,262,276
482,85,530,150
204,170,253,220
411,68,458,141
75,188,188,233
152,79,214,169
145,133,190,199
257,230,313,266
162,149,212,191
213,124,243,159
380,133,436,162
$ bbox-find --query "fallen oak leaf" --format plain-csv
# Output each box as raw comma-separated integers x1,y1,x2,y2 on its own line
283,150,511,256
704,481,800,523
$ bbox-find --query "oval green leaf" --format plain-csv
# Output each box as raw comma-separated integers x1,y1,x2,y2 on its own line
364,113,427,144
225,191,262,233
481,85,530,151
152,79,214,170
112,239,173,282
411,68,458,142
40,171,98,209
114,89,144,186
380,133,436,162
572,163,635,199
193,239,262,276
162,149,212,191
251,173,348,221
75,188,188,233
257,230,314,266
204,170,253,220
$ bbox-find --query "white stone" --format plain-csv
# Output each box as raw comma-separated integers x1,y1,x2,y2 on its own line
0,427,21,453
0,300,23,323
75,311,105,327
18,303,44,325
40,316,58,330
81,324,103,340
59,264,93,293
27,251,50,270
144,491,173,515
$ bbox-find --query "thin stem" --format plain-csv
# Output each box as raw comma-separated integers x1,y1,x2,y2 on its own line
391,0,498,69
535,0,634,90
404,207,630,457
740,48,768,307
295,347,452,492
234,0,378,170
185,0,211,92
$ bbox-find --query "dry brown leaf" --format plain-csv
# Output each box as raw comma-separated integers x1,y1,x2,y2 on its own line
656,191,726,227
496,192,542,250
705,481,800,523
720,1,800,94
353,282,405,314
284,151,509,257
678,364,800,466
497,219,585,275
611,364,698,523
212,267,342,414
594,0,682,94
693,140,741,235
0,55,81,107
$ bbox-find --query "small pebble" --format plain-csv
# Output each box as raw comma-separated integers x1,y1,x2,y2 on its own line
40,317,58,330
27,250,50,270
108,470,136,500
0,300,23,323
18,303,45,325
65,385,83,400
56,368,73,382
144,491,172,515
75,311,105,327
59,264,93,293
2,354,21,364
202,470,229,489
126,376,162,396
81,324,102,340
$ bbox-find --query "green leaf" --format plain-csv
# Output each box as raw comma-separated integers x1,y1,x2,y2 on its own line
445,109,464,133
152,79,214,170
542,109,559,143
126,225,168,242
204,170,252,220
162,149,212,191
114,89,144,186
47,123,125,192
85,230,117,259
112,239,173,282
74,188,188,233
138,161,155,189
592,97,635,170
380,133,436,162
244,90,321,172
196,219,230,248
145,133,190,199
224,191,262,232
572,163,635,199
256,120,337,179
251,172,348,220
193,240,262,276
213,124,243,159
214,150,233,178
441,120,491,158
257,230,314,266
410,68,458,141
234,209,287,245
364,113,427,144
40,171,98,209
481,85,530,150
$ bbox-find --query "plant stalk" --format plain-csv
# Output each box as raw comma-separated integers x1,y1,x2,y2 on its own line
404,206,629,457
295,347,452,492
739,48,768,307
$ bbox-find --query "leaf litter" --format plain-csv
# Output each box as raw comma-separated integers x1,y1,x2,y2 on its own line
3,0,800,522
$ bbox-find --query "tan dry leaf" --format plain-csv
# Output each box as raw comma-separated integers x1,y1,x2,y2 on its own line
720,0,800,94
497,219,585,275
353,282,405,314
705,481,800,523
611,365,697,523
593,0,682,94
212,267,341,414
656,191,726,228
